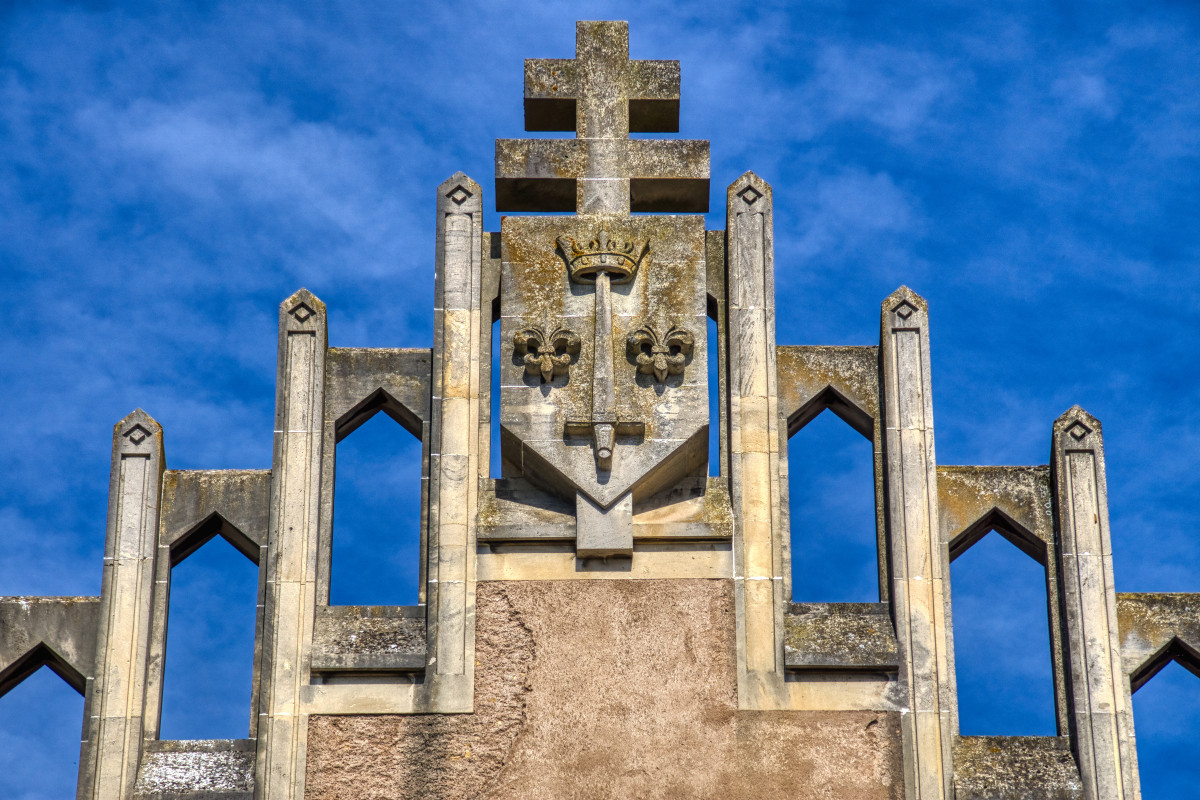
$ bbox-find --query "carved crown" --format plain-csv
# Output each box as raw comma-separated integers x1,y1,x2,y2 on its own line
556,231,649,284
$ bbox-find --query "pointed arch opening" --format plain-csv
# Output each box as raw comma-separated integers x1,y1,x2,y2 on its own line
159,533,257,740
1131,655,1200,798
0,642,86,700
492,311,502,479
1130,636,1200,694
950,525,1056,735
786,393,877,603
0,665,84,799
331,406,423,607
706,304,720,477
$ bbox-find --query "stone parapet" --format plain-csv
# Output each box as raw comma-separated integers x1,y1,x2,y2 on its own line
0,19,1190,800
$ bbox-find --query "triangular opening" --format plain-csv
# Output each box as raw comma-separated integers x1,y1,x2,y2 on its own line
1131,636,1200,694
0,642,85,699
331,409,422,606
951,531,1056,735
949,507,1047,566
171,511,260,567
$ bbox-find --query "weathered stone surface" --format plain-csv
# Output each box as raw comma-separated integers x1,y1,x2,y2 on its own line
325,347,431,440
257,288,328,800
785,603,899,670
497,21,708,215
310,605,425,673
475,542,732,582
306,580,902,800
523,27,680,133
494,139,710,213
81,408,167,800
134,739,255,800
777,345,878,438
630,476,734,539
476,478,577,540
0,595,100,696
476,476,734,542
938,465,1054,562
160,470,270,565
725,172,789,706
953,736,1083,800
425,172,485,700
575,490,634,557
1050,406,1139,800
880,287,954,800
1116,592,1200,691
499,215,709,512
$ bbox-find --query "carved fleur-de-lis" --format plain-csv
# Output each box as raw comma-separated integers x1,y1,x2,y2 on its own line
513,325,581,383
627,325,694,384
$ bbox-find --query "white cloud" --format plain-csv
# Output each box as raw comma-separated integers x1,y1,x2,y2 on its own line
794,168,923,260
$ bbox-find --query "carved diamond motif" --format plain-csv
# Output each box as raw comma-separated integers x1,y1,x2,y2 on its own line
290,302,314,322
123,424,150,445
894,301,917,320
1066,421,1091,441
738,185,763,205
447,185,473,205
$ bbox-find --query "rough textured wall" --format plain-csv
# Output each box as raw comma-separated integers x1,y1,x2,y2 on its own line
306,580,901,800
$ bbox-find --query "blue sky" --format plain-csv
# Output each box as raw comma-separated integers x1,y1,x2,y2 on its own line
1,1,1198,798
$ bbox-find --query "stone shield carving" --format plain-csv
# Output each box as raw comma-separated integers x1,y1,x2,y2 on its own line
499,216,709,509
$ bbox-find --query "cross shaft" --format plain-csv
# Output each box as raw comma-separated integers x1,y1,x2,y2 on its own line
495,20,709,216
524,20,679,137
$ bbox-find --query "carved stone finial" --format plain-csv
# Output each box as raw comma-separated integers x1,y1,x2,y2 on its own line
513,325,581,383
627,325,694,383
556,231,649,284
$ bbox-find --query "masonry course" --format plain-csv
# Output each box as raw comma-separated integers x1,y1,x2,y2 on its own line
0,19,1193,800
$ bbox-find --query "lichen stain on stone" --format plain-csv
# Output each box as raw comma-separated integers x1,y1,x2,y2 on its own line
776,345,880,426
936,465,1053,546
134,746,255,795
1117,593,1200,642
784,604,899,669
312,611,425,656
953,736,1082,800
1115,592,1200,680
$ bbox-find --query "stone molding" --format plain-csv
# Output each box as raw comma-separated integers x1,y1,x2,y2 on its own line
0,20,1190,800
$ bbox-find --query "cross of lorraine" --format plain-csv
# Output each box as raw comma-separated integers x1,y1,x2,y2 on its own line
496,20,711,556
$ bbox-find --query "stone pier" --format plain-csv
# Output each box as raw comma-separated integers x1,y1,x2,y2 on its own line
0,19,1188,800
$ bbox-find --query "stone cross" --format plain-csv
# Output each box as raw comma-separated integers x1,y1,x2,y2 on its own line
495,20,709,216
